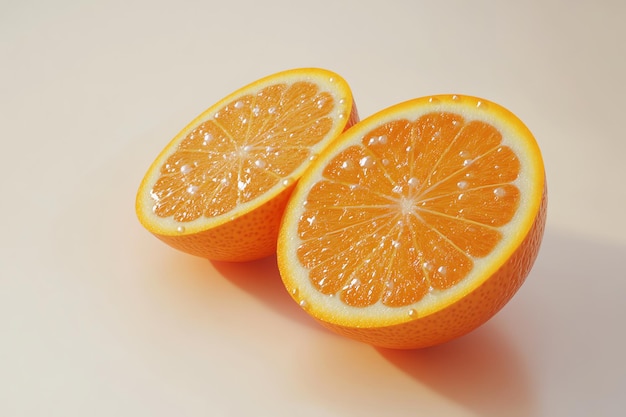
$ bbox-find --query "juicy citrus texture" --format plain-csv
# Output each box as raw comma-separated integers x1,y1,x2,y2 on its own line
277,94,546,349
136,68,358,261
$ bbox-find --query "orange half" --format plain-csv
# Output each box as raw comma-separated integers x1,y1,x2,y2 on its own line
277,94,546,349
136,68,358,261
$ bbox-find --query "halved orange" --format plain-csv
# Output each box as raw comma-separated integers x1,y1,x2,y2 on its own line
136,68,358,261
277,94,546,349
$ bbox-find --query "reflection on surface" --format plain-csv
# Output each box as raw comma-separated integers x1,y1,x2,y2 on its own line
379,326,534,417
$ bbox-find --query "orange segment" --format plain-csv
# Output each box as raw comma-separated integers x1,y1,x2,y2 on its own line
277,94,546,349
136,68,358,261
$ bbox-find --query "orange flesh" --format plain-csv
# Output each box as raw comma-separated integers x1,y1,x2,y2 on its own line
296,112,521,308
150,81,336,222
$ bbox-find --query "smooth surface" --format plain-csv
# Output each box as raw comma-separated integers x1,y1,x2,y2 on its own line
1,1,625,416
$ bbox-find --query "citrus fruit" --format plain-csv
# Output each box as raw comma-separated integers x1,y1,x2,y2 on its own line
277,94,546,349
136,68,358,261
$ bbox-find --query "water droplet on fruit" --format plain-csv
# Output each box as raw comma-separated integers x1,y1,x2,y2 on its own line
176,226,185,233
457,180,468,189
254,159,266,169
291,288,298,296
359,156,374,168
180,164,192,174
408,177,419,188
187,185,199,194
437,265,447,276
234,100,244,109
367,135,387,146
494,187,506,197
408,309,418,318
299,299,308,308
268,106,276,114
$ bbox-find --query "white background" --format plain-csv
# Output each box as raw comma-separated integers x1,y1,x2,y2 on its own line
2,1,625,416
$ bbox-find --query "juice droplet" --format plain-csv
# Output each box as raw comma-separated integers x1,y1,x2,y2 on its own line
494,187,506,197
359,156,374,168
